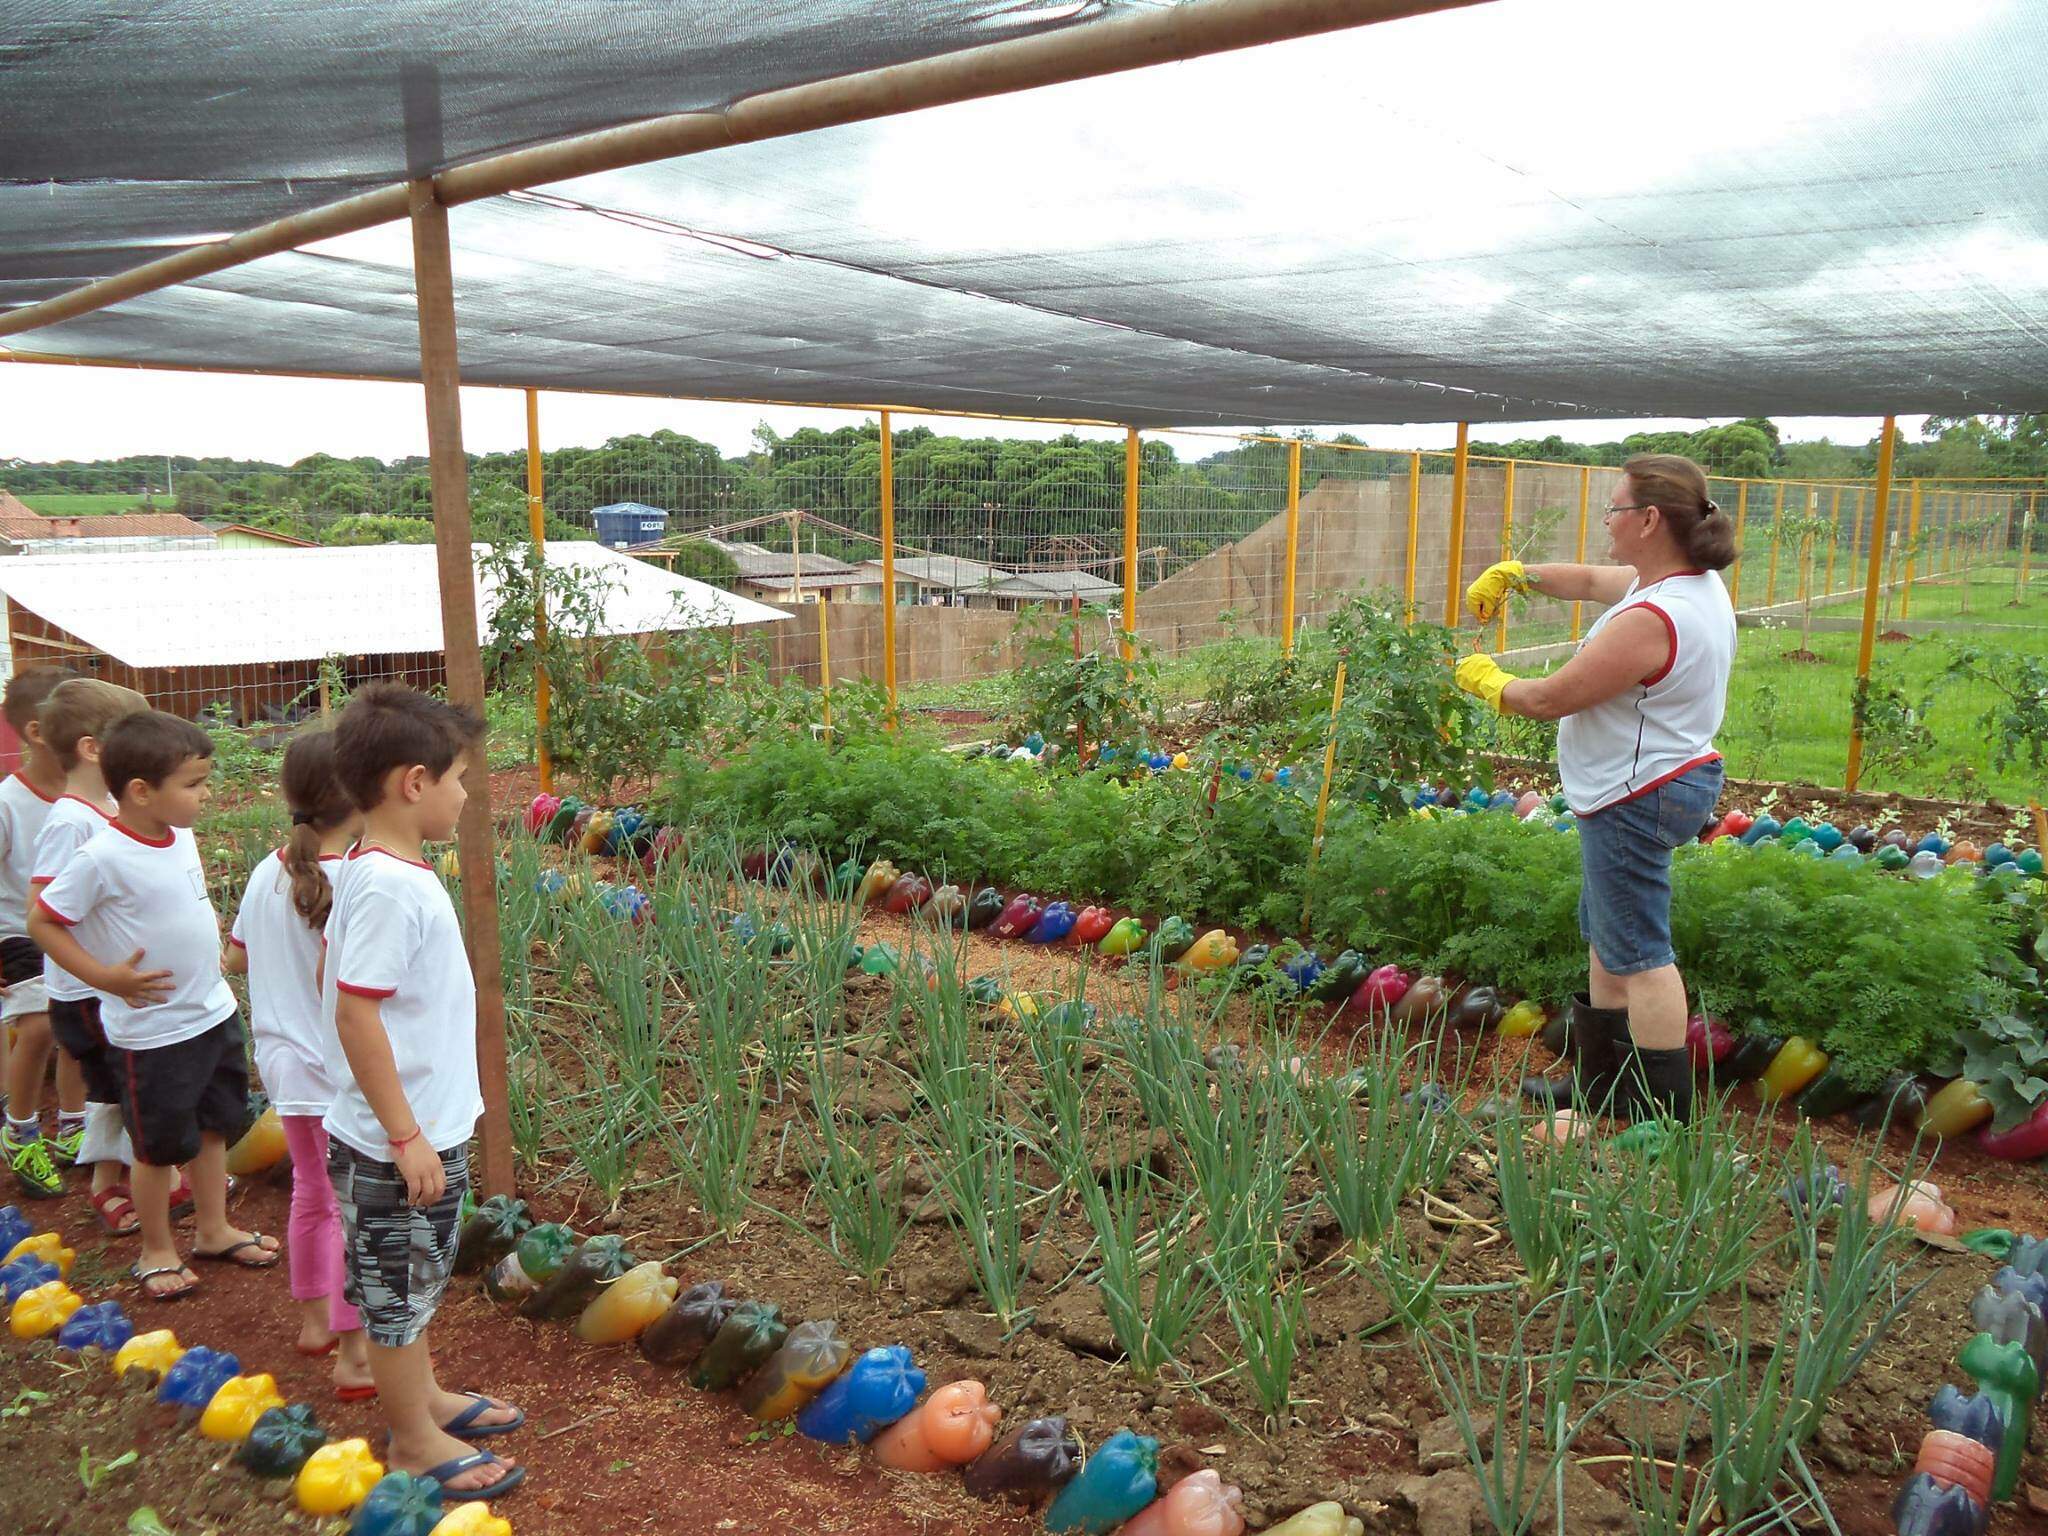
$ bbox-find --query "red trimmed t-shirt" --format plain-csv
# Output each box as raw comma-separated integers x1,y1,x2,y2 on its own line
0,772,59,940
32,793,117,1004
318,844,481,1158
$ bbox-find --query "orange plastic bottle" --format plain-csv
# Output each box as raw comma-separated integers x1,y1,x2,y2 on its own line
871,1380,1002,1472
575,1261,679,1345
1119,1470,1247,1536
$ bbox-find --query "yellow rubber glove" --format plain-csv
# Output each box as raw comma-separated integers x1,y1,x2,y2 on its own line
1465,559,1530,623
1455,653,1516,713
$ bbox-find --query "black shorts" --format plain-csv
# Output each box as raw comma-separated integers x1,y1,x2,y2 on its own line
0,936,42,986
48,995,122,1105
116,1013,251,1168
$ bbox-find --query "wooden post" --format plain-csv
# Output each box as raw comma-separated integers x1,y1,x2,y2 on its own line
1298,659,1347,936
2019,491,2037,602
1071,592,1084,763
1844,416,1898,792
1280,438,1302,654
1442,422,1469,627
1765,483,1784,606
1122,428,1140,662
878,409,897,724
1900,480,1923,619
1403,451,1421,624
318,676,332,721
408,179,514,1199
524,388,552,795
1570,465,1589,640
818,598,831,744
1728,481,1749,609
1495,458,1516,652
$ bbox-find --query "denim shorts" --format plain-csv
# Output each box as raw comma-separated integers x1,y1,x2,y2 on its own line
1577,761,1724,976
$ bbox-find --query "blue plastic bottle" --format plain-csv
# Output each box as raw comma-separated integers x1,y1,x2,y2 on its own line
1972,1284,2047,1378
56,1300,134,1354
1026,902,1077,944
0,1204,30,1256
1993,1265,2048,1315
1929,1384,2006,1456
157,1345,241,1410
2012,1235,2048,1279
1890,1472,1985,1536
795,1345,923,1444
1044,1429,1159,1534
1281,951,1323,992
0,1255,59,1303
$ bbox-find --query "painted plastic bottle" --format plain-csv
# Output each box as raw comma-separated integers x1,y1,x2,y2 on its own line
1909,1429,1994,1507
8,1278,81,1339
1150,916,1196,962
1890,1473,1984,1536
1958,1331,2038,1502
1117,1470,1246,1536
1070,906,1115,946
929,884,967,924
344,1469,443,1536
1045,1430,1160,1534
989,894,1045,940
739,1318,852,1421
1349,965,1410,1015
1262,1504,1365,1536
1930,1384,2007,1457
795,1345,924,1444
56,1299,133,1354
1921,1080,1996,1139
237,1404,328,1479
1026,902,1078,944
485,1222,578,1302
856,859,901,905
1181,930,1238,972
872,1380,1002,1471
966,888,1007,929
521,1234,636,1321
113,1328,183,1379
882,873,934,914
692,1300,788,1390
640,1280,735,1368
0,1205,28,1257
1497,1000,1546,1039
157,1344,241,1409
0,1255,58,1304
297,1440,386,1517
429,1507,514,1536
1976,1100,2048,1161
1868,1180,1959,1236
201,1373,286,1442
2,1230,74,1275
962,1415,1080,1502
226,1106,289,1175
575,1261,678,1345
1757,1037,1828,1101
453,1194,533,1276
1970,1283,2048,1376
1098,917,1147,957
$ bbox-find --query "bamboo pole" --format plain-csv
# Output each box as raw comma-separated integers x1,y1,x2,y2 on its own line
1728,481,1748,609
1900,480,1922,620
1844,416,1898,793
1403,451,1421,624
1298,659,1347,936
1122,428,1140,662
408,180,514,1199
0,0,1484,344
1281,438,1302,655
1496,458,1515,652
1765,483,1784,605
818,598,832,743
879,409,897,724
524,388,553,795
1443,422,1470,627
1570,465,1590,641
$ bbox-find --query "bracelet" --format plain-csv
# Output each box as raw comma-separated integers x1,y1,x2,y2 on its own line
389,1126,424,1154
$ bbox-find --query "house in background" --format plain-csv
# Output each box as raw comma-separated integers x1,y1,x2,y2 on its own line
985,567,1123,610
210,522,318,550
0,491,216,556
640,535,885,603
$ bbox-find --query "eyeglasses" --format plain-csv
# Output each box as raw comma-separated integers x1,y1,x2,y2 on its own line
1603,503,1653,519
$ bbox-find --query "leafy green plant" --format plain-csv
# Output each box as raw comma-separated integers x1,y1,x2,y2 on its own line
1004,613,1161,750
1937,642,2048,772
1928,1009,2048,1131
79,1447,138,1492
126,1510,175,1536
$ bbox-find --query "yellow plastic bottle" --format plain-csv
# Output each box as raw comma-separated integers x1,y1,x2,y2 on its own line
200,1373,286,1441
2,1231,75,1276
1497,1001,1547,1039
1182,930,1239,972
226,1107,288,1176
9,1280,82,1339
430,1505,515,1536
113,1329,183,1378
741,1319,853,1422
575,1261,678,1345
857,859,901,905
295,1439,385,1515
1264,1504,1365,1536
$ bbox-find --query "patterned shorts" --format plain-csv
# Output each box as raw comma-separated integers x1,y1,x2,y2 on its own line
328,1138,470,1348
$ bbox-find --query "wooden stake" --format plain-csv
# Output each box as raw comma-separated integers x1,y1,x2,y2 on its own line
879,409,897,725
409,180,515,1200
525,388,552,795
1299,659,1348,936
1844,416,1898,792
1403,451,1421,624
818,598,832,744
1570,465,1590,640
1122,428,1140,663
1281,438,1302,654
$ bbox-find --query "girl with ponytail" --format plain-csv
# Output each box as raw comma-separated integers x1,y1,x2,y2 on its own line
222,730,371,1397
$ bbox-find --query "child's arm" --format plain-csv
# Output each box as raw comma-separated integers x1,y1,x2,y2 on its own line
28,905,174,1006
221,939,248,976
334,990,444,1206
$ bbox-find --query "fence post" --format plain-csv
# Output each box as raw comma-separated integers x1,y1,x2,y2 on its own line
878,408,897,726
2020,491,2037,602
1570,465,1590,640
1403,451,1421,624
818,598,832,744
1728,481,1748,609
524,388,552,794
1844,416,1898,792
1496,458,1516,651
1900,480,1923,619
1765,483,1784,605
1281,437,1302,654
1122,427,1140,662
1443,422,1470,627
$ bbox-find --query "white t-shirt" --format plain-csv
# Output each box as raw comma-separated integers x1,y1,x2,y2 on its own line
31,793,115,1002
230,849,340,1117
37,822,236,1050
0,773,59,939
319,845,481,1158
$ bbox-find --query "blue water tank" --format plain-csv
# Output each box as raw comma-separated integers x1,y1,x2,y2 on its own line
591,502,670,547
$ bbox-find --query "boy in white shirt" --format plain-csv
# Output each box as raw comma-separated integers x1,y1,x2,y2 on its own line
0,665,82,1199
322,683,523,1502
30,710,279,1301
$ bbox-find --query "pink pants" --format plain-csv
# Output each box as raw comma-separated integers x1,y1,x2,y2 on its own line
282,1115,359,1334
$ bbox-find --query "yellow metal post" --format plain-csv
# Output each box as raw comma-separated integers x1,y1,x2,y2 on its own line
1443,422,1470,627
878,409,897,726
1403,451,1421,624
1298,659,1347,936
818,598,831,744
1122,428,1140,662
1844,416,1898,792
1496,458,1516,651
1728,481,1749,609
525,389,552,794
1900,480,1923,619
1569,465,1590,640
1281,438,1302,654
1765,483,1784,606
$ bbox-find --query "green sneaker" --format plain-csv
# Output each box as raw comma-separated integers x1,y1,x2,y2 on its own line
2,1127,64,1199
49,1122,85,1169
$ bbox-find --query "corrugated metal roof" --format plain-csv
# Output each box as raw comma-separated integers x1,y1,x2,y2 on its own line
0,542,785,669
701,536,865,582
873,555,1011,591
989,568,1122,601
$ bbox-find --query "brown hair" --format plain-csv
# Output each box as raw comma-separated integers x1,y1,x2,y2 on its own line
280,730,353,931
101,709,213,799
333,683,485,813
1621,453,1737,571
38,679,149,771
3,665,78,737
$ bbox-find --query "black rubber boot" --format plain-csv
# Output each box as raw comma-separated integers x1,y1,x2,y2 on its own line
1615,1043,1696,1123
1521,995,1626,1110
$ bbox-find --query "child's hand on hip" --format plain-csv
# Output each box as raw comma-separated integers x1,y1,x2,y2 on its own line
107,950,173,1006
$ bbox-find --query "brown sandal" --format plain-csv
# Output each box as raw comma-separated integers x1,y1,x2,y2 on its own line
91,1184,141,1236
191,1234,280,1268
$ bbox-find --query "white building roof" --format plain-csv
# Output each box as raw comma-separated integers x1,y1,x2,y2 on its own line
0,542,786,670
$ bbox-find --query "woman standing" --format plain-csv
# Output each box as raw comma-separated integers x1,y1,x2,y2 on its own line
1454,453,1737,1120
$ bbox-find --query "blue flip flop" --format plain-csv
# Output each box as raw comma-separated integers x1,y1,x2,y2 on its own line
422,1449,526,1503
444,1393,526,1439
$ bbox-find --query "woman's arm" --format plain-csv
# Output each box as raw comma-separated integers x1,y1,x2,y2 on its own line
1502,605,1671,720
1523,563,1637,606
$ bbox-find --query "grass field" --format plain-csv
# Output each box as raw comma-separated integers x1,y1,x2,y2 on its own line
11,492,162,515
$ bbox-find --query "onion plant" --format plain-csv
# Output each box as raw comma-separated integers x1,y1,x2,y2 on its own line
1488,1094,1604,1294
784,1036,912,1290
